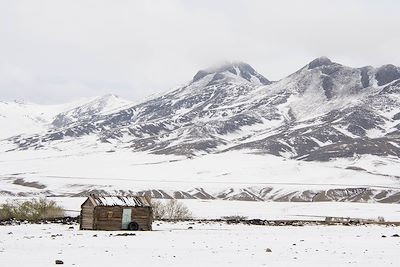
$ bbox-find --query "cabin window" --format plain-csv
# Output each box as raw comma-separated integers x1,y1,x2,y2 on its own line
107,211,113,218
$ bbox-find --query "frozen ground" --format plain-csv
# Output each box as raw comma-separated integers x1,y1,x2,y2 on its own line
0,222,399,267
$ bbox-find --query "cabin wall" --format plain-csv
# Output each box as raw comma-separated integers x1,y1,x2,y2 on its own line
94,206,123,231
132,207,153,231
93,206,152,231
80,202,153,231
80,200,95,230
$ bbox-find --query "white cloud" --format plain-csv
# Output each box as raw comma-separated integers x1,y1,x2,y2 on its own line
0,0,399,103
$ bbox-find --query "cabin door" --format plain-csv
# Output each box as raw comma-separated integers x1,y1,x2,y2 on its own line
122,209,132,229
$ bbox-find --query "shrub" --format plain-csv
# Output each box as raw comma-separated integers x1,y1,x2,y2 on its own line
163,199,192,220
151,199,192,220
0,198,65,222
150,199,166,220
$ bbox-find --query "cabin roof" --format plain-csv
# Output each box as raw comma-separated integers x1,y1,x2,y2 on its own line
88,195,151,207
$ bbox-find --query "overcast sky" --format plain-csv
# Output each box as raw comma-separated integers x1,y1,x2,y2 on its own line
1,0,400,104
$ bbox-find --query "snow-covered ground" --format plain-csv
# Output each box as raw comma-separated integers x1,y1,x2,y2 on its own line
0,222,399,267
0,150,399,199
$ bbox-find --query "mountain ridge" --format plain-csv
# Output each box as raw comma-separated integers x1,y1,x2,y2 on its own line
2,57,400,161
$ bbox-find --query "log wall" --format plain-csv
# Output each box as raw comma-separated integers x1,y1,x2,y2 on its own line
80,199,95,230
90,206,153,231
132,207,153,231
94,206,123,231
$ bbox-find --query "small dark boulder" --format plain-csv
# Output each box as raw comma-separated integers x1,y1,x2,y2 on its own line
115,233,136,236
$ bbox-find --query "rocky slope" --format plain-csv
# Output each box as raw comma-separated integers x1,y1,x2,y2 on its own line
4,58,400,161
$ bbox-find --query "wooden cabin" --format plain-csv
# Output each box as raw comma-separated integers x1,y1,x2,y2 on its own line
80,195,153,231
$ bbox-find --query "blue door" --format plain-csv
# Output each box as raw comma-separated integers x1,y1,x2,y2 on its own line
122,209,132,229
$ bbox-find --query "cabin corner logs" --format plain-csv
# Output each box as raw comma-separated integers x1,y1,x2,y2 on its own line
80,195,153,231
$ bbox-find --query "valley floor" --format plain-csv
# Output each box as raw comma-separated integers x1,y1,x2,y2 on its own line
1,150,400,202
0,222,399,267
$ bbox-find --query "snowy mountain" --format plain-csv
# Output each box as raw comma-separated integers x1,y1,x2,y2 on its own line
0,95,132,141
4,57,400,160
1,57,400,202
0,100,53,139
51,94,133,129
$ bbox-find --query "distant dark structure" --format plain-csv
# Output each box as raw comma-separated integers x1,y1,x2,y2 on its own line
80,195,153,231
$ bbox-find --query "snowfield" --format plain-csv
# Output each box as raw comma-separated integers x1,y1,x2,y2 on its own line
0,150,399,199
0,222,399,267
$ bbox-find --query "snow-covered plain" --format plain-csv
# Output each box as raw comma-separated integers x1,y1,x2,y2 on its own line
0,150,399,198
0,222,399,267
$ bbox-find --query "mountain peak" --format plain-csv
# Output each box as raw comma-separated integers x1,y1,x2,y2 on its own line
94,94,122,103
375,64,400,86
203,61,253,73
192,61,270,85
308,57,334,69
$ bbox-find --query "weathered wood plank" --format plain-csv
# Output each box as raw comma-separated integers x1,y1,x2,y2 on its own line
80,199,152,231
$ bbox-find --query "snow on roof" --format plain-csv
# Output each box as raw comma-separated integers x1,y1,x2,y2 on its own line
89,195,151,207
